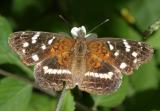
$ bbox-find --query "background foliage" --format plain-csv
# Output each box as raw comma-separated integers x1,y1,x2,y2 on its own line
0,0,160,111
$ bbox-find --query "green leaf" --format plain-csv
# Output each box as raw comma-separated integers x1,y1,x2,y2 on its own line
12,0,38,15
0,77,32,111
0,16,33,77
110,16,141,40
129,58,158,92
127,0,160,30
147,29,160,49
0,16,12,55
61,90,75,111
92,77,128,108
27,93,56,111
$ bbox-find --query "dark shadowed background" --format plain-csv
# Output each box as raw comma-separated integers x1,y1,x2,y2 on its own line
0,0,160,111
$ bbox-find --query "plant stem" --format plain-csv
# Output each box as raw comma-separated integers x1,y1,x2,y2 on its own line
143,18,160,37
55,87,66,111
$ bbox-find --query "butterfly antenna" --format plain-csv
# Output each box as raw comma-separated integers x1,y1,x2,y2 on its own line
58,15,72,28
88,19,110,33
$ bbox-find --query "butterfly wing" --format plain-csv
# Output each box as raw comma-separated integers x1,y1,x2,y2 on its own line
79,61,122,94
34,56,75,91
86,38,153,75
79,38,153,94
9,31,76,91
9,31,75,65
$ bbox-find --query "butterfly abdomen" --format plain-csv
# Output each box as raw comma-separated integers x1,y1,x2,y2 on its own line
70,39,88,84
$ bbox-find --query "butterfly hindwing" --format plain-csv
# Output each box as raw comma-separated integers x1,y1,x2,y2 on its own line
34,56,75,91
9,31,74,65
79,60,122,94
87,38,153,75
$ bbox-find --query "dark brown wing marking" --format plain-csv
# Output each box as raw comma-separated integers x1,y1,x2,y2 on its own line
86,38,153,75
9,31,75,65
35,56,75,91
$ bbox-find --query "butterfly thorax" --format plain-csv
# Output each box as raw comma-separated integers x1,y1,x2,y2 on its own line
70,26,98,85
73,38,87,56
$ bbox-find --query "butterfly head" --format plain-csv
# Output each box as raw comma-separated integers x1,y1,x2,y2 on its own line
71,26,87,39
71,26,98,39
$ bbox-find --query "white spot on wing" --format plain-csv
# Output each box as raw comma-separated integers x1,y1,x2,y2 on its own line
32,39,36,44
20,32,25,39
32,32,40,40
133,59,137,63
132,51,138,57
43,66,48,70
52,69,57,74
57,70,62,74
48,36,55,45
31,32,40,44
120,62,127,69
114,50,119,56
107,41,114,50
47,69,52,74
99,73,104,78
123,39,131,52
123,39,127,42
108,72,113,76
41,44,46,50
85,71,114,79
32,54,39,61
43,66,71,75
22,32,25,35
126,48,131,52
66,70,72,74
95,73,99,78
22,49,26,53
62,70,67,73
138,42,141,46
23,42,29,47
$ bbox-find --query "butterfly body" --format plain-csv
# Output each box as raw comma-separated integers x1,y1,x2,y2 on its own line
9,26,153,94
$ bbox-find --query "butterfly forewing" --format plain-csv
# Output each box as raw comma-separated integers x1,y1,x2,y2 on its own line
9,31,76,91
87,38,153,75
9,31,74,65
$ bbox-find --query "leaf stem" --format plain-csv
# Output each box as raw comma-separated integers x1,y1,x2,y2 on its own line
55,87,66,111
143,18,160,37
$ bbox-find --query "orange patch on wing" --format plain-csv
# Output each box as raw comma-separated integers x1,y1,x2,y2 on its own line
50,38,75,66
87,56,101,68
87,41,111,69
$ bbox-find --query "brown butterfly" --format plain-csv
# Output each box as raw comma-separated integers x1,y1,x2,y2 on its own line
9,26,153,94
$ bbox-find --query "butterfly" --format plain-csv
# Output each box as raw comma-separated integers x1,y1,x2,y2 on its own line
8,26,153,95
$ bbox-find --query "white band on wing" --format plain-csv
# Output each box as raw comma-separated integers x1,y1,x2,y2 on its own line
85,71,114,79
43,66,71,74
